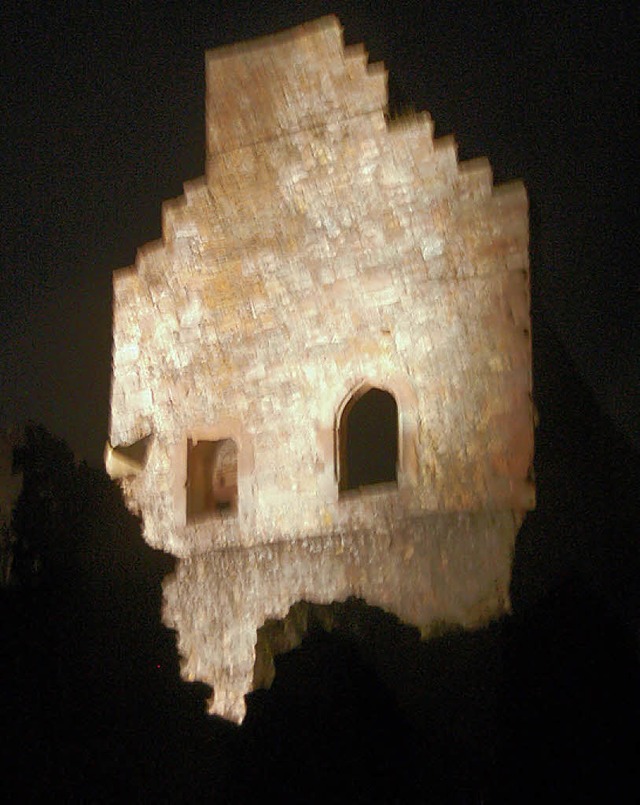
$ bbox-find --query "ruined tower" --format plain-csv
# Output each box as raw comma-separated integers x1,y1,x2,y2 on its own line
106,17,534,722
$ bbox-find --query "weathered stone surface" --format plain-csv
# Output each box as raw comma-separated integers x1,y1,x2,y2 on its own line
107,17,534,722
164,511,520,722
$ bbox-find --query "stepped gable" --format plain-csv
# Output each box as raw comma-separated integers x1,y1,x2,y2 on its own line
107,17,534,722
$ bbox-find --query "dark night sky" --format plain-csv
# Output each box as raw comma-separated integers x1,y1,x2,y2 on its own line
2,1,638,465
1,4,639,799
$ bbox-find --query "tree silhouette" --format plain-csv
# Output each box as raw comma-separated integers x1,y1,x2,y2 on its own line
10,423,80,586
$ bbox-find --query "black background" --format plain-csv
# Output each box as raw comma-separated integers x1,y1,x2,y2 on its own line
2,2,638,801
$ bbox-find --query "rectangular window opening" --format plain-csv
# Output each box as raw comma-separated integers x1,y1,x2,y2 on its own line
186,437,238,522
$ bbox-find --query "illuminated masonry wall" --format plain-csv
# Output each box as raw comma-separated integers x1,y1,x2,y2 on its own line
107,17,534,722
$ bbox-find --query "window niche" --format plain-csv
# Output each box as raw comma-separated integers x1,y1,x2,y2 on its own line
338,386,399,493
186,437,238,521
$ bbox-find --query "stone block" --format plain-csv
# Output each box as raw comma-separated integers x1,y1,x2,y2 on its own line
107,16,534,723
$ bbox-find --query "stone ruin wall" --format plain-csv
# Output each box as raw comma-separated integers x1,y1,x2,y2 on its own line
107,17,534,722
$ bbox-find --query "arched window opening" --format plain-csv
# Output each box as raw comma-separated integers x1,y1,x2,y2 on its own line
339,387,398,493
187,437,238,521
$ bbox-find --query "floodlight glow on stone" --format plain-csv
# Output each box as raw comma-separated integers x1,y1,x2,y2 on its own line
107,16,534,724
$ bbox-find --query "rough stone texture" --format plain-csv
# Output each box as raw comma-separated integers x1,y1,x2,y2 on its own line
107,17,534,723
